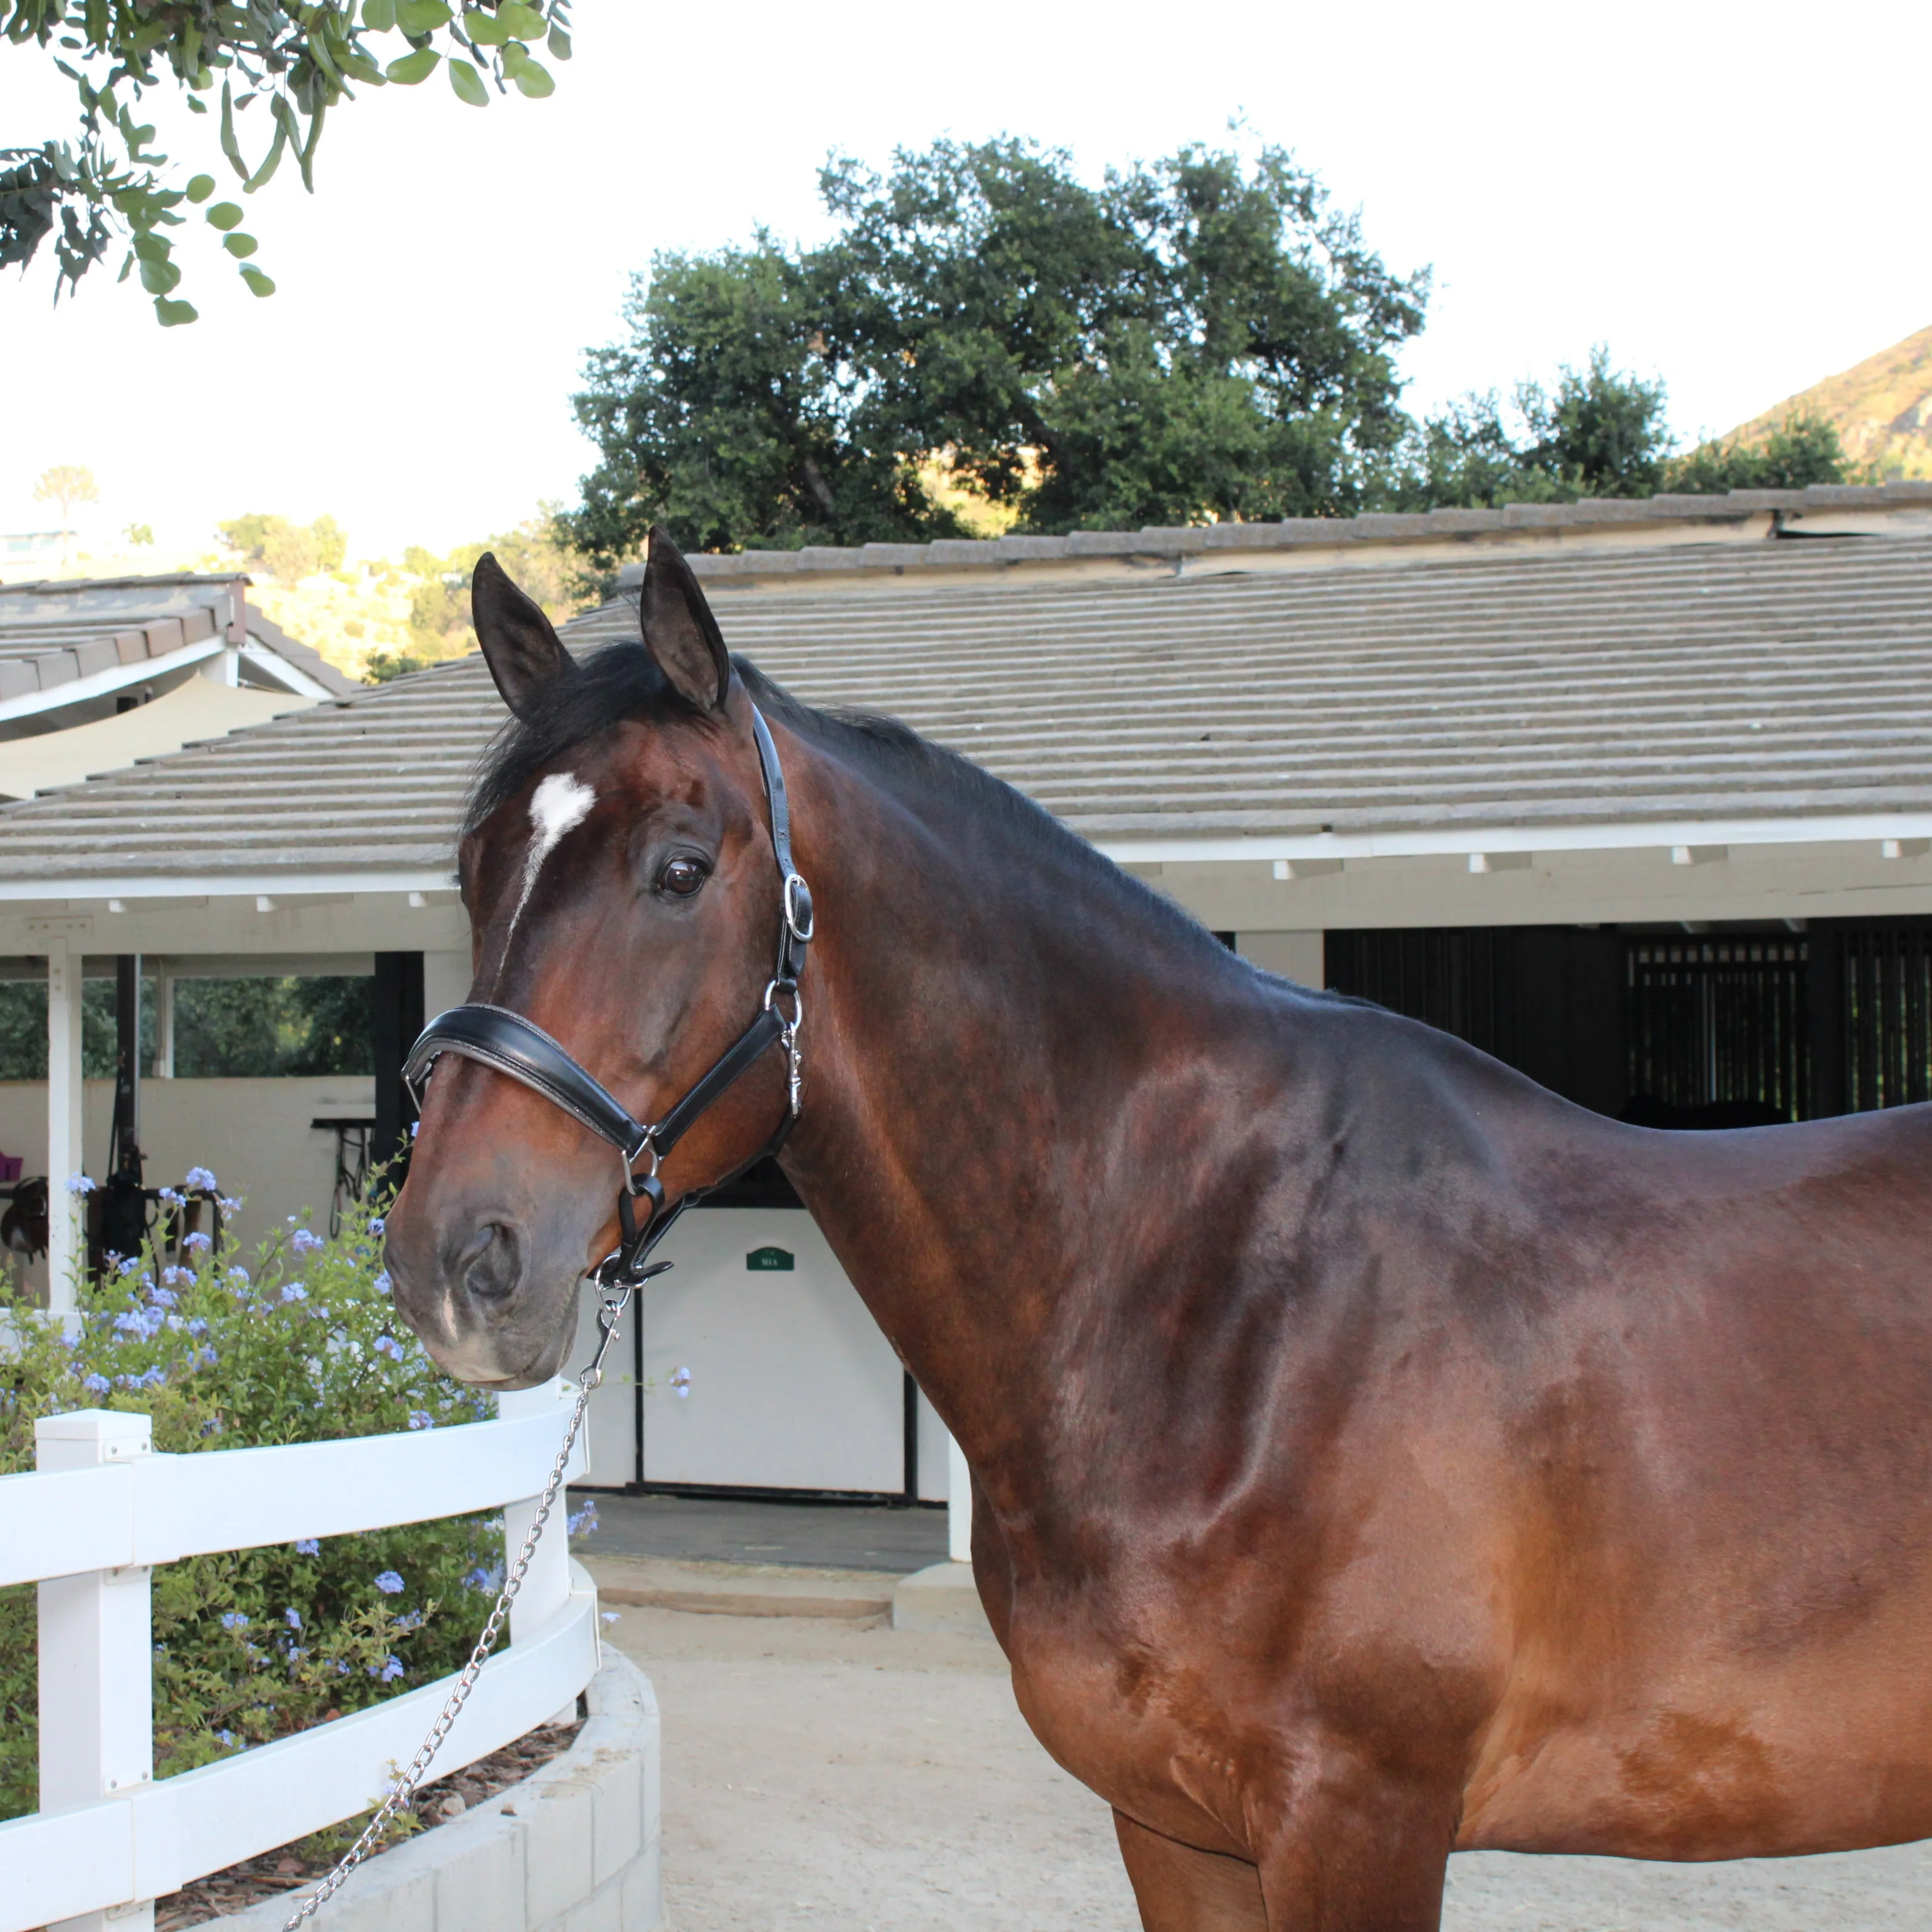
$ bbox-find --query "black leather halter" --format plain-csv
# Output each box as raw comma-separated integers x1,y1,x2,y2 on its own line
403,705,814,1287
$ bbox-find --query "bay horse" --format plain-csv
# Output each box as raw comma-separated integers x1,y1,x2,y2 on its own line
384,534,1932,1931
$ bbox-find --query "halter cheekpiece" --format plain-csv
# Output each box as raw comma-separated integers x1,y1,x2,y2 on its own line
402,704,813,1289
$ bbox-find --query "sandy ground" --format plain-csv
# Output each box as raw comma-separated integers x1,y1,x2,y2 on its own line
606,1607,1932,1931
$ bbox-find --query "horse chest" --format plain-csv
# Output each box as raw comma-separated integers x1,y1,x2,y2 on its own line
997,1580,1270,1854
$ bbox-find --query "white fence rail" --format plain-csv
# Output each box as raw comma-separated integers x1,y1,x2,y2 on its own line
0,1381,597,1932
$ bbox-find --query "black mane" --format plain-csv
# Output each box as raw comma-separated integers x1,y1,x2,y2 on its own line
466,634,1237,969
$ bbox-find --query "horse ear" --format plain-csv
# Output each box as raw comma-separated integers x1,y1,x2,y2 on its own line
472,551,572,721
638,526,729,712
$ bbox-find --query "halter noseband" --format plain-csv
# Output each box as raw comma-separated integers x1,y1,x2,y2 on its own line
402,705,814,1287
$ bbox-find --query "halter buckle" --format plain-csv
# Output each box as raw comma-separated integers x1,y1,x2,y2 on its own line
783,872,816,944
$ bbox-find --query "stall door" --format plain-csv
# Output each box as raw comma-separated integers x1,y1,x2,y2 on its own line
634,1204,906,1493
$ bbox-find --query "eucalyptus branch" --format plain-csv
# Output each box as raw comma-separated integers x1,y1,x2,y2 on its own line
1,0,571,323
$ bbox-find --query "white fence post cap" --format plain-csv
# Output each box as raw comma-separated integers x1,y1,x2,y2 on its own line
36,1408,154,1463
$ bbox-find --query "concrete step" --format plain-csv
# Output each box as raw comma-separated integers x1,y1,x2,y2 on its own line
891,1560,994,1638
583,1554,894,1619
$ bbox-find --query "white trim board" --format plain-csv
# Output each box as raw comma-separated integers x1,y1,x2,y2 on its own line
0,636,226,724
1095,813,1932,867
0,869,453,904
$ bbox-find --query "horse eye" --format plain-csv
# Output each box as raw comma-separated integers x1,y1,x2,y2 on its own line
658,856,709,898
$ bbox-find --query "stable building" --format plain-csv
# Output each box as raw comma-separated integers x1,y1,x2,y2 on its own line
3,481,1932,1499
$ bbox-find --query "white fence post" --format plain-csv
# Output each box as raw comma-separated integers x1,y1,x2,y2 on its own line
496,1378,576,1724
947,1429,972,1564
37,1408,155,1932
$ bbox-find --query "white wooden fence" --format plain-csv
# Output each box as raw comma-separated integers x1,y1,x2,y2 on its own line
0,1380,598,1932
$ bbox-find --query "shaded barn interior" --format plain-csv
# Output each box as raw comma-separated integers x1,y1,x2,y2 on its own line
1325,919,1932,1124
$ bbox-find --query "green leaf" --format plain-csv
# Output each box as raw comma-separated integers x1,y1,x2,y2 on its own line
362,0,398,27
511,57,552,96
240,266,277,297
205,200,245,230
155,296,199,327
219,79,247,180
245,114,289,192
384,46,440,82
394,0,452,29
138,255,181,294
222,232,259,258
296,99,325,193
496,0,545,34
186,173,217,203
499,37,529,72
546,23,570,59
133,232,171,261
463,6,509,43
447,58,488,105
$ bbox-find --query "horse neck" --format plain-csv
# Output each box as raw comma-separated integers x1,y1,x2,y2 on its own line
775,724,1268,1469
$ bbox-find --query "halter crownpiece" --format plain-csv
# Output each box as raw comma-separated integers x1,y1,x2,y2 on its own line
402,704,812,1286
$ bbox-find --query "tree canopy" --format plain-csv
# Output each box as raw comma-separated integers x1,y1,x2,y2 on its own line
1,0,570,324
565,138,1431,558
566,140,1864,558
1378,349,1855,509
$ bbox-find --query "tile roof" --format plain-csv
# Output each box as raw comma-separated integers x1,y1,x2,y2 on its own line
662,481,1932,587
0,573,354,706
1,519,1931,887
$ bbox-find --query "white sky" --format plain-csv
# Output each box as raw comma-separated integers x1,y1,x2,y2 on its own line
1,0,1926,558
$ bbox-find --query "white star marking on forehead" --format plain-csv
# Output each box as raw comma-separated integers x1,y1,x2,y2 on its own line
502,769,596,951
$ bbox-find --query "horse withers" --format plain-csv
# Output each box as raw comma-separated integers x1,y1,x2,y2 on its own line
383,535,1932,1931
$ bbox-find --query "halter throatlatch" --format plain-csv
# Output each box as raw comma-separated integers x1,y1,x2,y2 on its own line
403,704,813,1290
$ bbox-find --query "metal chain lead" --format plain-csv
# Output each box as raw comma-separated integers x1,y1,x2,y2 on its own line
283,1284,634,1931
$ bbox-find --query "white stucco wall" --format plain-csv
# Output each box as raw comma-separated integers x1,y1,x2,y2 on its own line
0,1075,375,1299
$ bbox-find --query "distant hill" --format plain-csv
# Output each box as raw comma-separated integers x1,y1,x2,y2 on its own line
1726,326,1932,480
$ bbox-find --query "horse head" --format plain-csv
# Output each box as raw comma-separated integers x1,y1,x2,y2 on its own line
382,532,801,1388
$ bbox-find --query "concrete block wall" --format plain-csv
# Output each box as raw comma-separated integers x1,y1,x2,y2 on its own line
211,1648,662,1932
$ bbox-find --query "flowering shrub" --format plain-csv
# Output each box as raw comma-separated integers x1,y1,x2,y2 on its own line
0,1178,536,1824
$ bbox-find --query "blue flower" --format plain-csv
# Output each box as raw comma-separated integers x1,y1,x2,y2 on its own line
219,1196,243,1215
187,1317,208,1337
185,1167,218,1192
114,1255,139,1277
374,1335,405,1361
567,1501,599,1537
369,1217,385,1236
374,1655,405,1682
294,1538,320,1556
284,1607,302,1630
157,1187,184,1206
407,1410,434,1431
373,1270,392,1297
82,1372,110,1394
148,1285,177,1309
601,1611,621,1624
290,1227,325,1254
373,1570,405,1596
216,1728,235,1746
280,1283,307,1303
463,1565,501,1593
221,1612,249,1631
182,1231,212,1252
66,1173,95,1196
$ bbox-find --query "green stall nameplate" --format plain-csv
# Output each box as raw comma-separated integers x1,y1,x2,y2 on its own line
746,1245,795,1272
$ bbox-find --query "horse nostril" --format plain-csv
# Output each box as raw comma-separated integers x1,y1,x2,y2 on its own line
459,1221,522,1304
